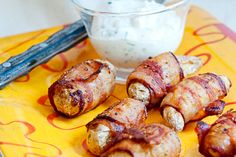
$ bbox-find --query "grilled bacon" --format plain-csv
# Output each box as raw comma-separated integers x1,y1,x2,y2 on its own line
48,59,116,117
195,110,236,157
160,73,231,131
101,123,181,157
127,52,202,108
86,98,147,156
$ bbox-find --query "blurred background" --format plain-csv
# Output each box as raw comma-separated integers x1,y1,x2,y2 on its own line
0,0,235,37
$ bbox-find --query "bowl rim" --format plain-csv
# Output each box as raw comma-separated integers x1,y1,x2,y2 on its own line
72,0,190,16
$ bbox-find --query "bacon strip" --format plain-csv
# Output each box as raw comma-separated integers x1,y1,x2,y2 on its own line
205,73,227,97
138,60,167,94
189,75,216,102
169,52,185,84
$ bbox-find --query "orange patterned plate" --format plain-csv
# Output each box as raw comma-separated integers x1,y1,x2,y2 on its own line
0,6,236,157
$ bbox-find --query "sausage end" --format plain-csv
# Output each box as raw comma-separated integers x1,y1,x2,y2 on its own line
127,82,150,105
162,106,185,131
87,124,111,155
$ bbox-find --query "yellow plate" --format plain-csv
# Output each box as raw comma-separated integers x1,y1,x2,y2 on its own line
0,6,236,157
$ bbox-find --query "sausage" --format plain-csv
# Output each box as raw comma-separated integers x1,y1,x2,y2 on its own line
195,110,236,157
86,98,147,156
160,73,231,131
101,123,181,157
48,59,116,117
127,52,202,108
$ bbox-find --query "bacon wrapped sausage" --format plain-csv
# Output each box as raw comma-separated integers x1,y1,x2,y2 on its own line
86,98,147,156
48,59,116,117
127,52,202,108
160,73,231,131
195,110,236,157
101,123,181,157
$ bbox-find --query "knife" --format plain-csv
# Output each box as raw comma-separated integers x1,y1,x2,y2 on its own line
0,20,87,89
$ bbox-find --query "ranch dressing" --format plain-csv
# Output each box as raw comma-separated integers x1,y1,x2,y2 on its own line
89,0,183,69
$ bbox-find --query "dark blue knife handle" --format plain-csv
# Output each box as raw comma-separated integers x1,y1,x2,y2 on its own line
0,20,88,89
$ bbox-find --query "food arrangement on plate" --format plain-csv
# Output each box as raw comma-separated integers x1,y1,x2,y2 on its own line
48,52,235,157
1,0,236,157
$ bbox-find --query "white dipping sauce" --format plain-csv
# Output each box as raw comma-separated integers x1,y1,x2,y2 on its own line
82,0,184,70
